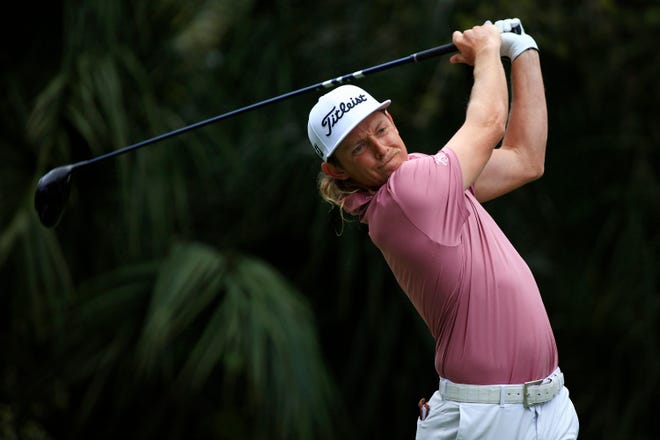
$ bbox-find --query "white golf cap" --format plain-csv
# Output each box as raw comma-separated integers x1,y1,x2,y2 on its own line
307,84,391,161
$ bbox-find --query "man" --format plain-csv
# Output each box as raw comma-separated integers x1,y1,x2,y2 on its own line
307,18,579,439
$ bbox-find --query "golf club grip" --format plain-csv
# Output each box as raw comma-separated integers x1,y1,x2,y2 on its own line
412,24,521,62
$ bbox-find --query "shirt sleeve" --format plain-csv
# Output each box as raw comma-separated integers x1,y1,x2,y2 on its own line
386,148,469,246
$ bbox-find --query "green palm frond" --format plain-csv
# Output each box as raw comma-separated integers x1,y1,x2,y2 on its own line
0,192,74,339
66,241,336,439
137,242,224,374
144,242,336,438
217,251,336,438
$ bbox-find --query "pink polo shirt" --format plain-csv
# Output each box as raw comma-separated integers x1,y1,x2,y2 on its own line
343,148,558,385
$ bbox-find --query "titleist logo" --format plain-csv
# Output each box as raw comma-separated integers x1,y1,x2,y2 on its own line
321,94,368,137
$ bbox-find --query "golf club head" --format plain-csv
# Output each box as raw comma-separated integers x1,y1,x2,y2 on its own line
34,164,74,227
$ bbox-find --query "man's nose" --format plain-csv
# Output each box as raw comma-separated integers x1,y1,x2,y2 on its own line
369,139,388,158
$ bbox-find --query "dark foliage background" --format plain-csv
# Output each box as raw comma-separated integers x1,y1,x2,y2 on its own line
1,0,658,439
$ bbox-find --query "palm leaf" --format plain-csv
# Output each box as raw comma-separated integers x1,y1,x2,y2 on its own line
63,241,337,438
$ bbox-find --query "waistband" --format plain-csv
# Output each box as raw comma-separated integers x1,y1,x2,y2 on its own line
439,368,564,408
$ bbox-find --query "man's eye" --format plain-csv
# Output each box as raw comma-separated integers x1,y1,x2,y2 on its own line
352,144,364,155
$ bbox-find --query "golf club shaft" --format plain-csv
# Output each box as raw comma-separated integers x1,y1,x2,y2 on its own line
79,42,457,169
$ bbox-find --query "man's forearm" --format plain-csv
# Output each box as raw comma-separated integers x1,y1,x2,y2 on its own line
467,49,509,133
502,50,548,176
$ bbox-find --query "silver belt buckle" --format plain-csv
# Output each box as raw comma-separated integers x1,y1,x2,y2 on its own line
523,379,544,408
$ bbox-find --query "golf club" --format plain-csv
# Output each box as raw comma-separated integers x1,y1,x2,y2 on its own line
35,26,520,228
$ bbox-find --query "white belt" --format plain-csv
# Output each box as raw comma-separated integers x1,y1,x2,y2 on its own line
439,369,564,408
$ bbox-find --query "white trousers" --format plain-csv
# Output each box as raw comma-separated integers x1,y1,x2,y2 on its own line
416,386,579,439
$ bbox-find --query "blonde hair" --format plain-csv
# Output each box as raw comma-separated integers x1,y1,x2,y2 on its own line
317,156,365,228
317,172,355,212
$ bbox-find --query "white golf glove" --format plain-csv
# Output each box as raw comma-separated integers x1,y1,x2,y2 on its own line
494,18,538,61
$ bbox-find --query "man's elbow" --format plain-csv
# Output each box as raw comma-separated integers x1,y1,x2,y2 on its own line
525,161,545,182
515,141,546,182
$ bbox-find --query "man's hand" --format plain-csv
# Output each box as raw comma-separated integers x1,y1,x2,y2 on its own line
450,22,502,66
495,18,538,61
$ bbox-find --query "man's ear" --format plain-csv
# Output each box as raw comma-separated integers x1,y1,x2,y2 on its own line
321,161,349,180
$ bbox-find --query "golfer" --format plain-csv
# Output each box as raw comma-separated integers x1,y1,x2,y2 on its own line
307,18,579,439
